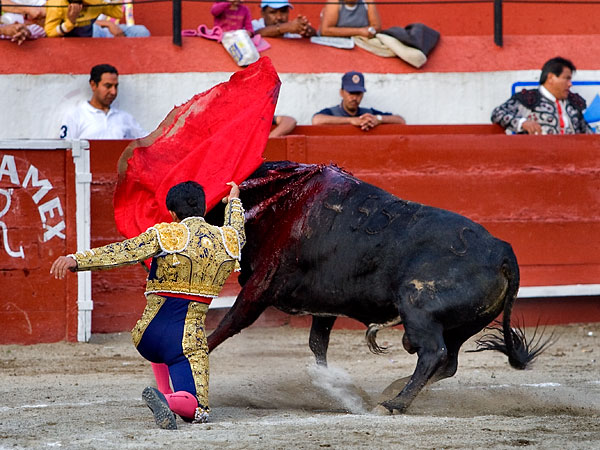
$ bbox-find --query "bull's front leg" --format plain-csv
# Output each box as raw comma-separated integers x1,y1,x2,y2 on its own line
308,315,337,366
207,271,272,352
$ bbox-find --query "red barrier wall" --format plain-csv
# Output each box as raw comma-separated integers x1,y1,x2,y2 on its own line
85,127,600,336
0,147,78,344
265,128,600,288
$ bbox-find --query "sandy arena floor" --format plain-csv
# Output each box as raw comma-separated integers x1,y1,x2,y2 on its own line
0,323,599,449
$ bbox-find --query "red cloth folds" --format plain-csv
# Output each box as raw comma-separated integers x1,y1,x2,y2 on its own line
114,57,280,239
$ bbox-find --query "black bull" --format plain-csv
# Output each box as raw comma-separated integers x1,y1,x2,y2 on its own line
206,161,549,414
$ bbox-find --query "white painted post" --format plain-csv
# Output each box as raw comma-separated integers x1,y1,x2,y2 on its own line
70,140,93,342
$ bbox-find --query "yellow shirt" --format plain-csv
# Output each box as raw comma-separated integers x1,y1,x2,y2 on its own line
45,0,122,37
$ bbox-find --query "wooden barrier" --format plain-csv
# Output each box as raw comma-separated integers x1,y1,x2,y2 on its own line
265,128,600,289
0,142,79,344
84,128,599,336
3,128,597,344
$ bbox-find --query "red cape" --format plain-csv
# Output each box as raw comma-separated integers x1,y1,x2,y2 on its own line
114,57,280,239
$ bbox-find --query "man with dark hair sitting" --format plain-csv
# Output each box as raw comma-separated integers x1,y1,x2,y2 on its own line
59,63,146,139
252,0,315,38
491,56,592,135
51,180,245,429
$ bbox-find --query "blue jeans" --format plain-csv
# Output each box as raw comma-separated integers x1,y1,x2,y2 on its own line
92,23,150,38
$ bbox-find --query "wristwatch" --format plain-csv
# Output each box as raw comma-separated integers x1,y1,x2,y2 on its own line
368,26,376,36
376,114,383,123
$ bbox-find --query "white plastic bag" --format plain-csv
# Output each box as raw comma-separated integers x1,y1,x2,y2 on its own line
221,30,260,67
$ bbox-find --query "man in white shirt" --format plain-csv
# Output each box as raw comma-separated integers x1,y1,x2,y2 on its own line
60,64,147,140
491,56,592,135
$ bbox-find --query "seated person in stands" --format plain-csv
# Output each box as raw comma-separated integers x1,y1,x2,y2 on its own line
2,0,46,23
0,21,30,44
45,0,149,37
319,0,380,38
312,71,405,131
491,56,592,135
270,115,297,137
60,64,147,139
211,0,253,34
252,0,315,38
1,0,46,41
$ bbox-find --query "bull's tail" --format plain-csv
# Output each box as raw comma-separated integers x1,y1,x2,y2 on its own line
366,317,403,354
469,251,554,369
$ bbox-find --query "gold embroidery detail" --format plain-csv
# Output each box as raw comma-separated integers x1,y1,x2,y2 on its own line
72,199,245,300
222,227,240,260
73,230,160,271
145,213,243,298
131,294,166,347
182,301,210,408
154,222,189,253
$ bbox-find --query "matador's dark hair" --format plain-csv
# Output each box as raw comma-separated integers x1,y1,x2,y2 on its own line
540,57,576,85
166,181,206,220
90,64,118,84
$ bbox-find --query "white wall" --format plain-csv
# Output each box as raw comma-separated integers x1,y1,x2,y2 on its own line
1,70,599,139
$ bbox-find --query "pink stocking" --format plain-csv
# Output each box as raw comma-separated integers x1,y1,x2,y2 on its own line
165,391,198,419
151,363,173,395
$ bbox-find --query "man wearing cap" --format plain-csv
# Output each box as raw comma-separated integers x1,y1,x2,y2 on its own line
252,0,315,38
312,71,405,131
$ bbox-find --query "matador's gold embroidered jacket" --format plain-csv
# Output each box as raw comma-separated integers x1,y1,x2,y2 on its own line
71,198,245,299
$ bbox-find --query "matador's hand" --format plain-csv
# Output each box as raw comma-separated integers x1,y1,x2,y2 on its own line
222,181,240,203
50,256,77,279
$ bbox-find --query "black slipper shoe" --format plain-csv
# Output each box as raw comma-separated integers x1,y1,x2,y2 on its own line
142,387,177,430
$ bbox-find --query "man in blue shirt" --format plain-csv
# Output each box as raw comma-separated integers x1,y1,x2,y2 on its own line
312,71,405,131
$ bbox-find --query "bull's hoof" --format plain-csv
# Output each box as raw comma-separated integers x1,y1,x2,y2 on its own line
376,376,411,404
381,400,407,416
372,404,393,416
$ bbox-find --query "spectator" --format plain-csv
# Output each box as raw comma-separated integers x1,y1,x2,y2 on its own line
45,0,149,38
270,115,297,137
211,0,253,34
2,0,46,24
312,71,405,131
319,0,381,39
491,57,592,135
60,64,147,139
1,0,46,42
0,22,30,44
252,0,315,38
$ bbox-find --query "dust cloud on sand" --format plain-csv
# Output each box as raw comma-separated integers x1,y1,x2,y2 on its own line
0,324,598,449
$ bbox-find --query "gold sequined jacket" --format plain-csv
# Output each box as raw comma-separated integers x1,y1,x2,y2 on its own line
71,198,245,299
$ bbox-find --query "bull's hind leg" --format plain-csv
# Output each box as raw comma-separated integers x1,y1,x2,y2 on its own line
377,321,447,415
309,316,337,366
429,326,475,383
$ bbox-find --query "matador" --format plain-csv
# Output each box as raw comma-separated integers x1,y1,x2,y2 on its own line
51,180,245,429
